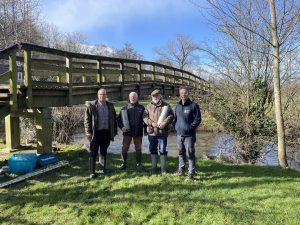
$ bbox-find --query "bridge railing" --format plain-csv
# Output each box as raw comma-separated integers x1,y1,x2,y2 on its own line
0,43,210,108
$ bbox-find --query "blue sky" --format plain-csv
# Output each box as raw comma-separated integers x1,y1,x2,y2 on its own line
40,0,212,60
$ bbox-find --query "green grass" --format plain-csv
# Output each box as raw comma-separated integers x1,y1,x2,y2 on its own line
0,146,300,224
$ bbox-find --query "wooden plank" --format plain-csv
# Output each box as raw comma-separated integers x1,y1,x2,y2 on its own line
96,60,102,83
9,52,17,111
32,62,67,72
70,67,98,74
24,50,32,108
66,57,72,106
102,68,121,74
0,71,11,84
31,70,64,77
32,82,68,89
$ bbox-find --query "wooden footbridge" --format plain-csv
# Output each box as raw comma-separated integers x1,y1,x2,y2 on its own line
0,43,209,153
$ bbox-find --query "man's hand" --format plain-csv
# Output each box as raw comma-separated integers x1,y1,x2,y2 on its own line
122,127,129,133
151,122,158,128
86,133,92,142
158,122,166,130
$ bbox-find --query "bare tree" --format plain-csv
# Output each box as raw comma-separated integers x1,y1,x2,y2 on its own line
112,42,143,60
199,0,300,167
154,32,199,70
0,0,42,50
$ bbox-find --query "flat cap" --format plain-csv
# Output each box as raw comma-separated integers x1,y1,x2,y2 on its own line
151,89,161,96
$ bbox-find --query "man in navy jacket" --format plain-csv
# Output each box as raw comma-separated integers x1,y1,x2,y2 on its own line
117,92,145,170
174,86,201,180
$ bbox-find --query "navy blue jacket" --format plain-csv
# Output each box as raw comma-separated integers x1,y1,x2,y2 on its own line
174,98,201,136
117,102,145,137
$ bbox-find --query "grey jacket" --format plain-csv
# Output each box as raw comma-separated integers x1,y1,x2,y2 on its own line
84,100,117,141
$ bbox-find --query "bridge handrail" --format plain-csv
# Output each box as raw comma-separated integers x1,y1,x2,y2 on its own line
0,43,210,108
18,43,207,83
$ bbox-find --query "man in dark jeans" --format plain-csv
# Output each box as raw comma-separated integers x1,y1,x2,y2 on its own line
84,88,117,179
143,89,174,174
174,86,201,180
117,92,145,170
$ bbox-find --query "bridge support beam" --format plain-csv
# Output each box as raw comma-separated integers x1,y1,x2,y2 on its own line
35,108,52,154
5,115,20,149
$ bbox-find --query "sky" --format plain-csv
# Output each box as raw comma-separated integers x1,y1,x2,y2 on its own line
40,0,213,61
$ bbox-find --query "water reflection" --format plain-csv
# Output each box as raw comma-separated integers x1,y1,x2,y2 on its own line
73,131,300,170
73,131,221,158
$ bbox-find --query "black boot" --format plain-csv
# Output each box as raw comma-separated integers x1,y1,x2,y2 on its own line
89,157,96,179
136,152,143,170
99,154,105,170
119,152,127,170
101,155,112,174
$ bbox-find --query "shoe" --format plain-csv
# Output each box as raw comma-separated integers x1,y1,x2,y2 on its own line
136,163,144,171
119,163,127,170
188,173,194,180
89,173,96,179
100,168,113,174
119,153,127,170
175,169,184,176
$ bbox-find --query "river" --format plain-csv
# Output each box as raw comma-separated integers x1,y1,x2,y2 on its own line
73,131,300,170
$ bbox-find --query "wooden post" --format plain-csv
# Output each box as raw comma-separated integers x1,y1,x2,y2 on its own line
173,69,176,84
24,50,32,108
138,63,142,82
66,57,72,106
151,65,155,81
5,115,20,150
97,60,103,84
119,62,125,100
9,51,17,111
56,73,62,83
119,62,124,83
35,108,52,154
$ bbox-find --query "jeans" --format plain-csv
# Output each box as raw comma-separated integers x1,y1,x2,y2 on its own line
148,136,168,155
176,135,196,174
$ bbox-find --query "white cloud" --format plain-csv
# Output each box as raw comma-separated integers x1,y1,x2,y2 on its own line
42,0,200,32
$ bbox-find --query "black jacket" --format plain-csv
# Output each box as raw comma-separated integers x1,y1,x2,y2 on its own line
84,100,117,141
174,98,201,136
117,102,145,137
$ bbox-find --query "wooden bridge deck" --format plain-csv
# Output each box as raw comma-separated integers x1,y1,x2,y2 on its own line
0,43,210,153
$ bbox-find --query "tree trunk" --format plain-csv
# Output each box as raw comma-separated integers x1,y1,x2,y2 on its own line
268,0,288,168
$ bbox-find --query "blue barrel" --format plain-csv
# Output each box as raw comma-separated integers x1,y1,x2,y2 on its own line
8,153,37,174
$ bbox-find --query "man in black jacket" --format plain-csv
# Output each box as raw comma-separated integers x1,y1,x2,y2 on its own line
84,88,117,179
117,92,145,170
174,86,201,180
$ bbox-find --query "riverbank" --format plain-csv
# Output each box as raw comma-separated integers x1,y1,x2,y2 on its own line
0,146,299,224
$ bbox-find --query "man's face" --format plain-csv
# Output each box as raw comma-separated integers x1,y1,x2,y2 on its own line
179,89,189,101
129,93,138,104
151,94,160,103
98,89,107,102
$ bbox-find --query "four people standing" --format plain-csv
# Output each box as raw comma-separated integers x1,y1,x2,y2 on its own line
84,87,201,180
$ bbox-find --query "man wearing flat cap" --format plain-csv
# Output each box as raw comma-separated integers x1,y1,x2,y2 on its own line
143,89,174,173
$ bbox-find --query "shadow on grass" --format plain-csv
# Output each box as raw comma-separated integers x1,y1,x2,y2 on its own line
0,147,299,224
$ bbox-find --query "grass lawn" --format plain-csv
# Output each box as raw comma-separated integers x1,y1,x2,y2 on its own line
0,146,300,225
